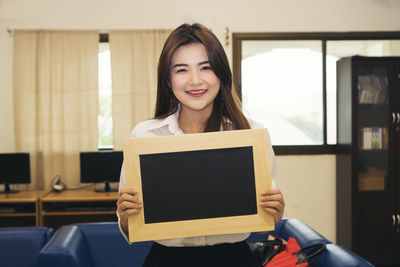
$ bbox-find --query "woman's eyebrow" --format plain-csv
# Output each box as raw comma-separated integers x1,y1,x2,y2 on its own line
172,63,188,68
198,61,210,65
172,61,210,69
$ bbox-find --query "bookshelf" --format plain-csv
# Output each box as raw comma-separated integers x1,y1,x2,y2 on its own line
337,56,400,266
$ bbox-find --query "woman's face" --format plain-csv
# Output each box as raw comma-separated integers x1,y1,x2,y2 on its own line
169,42,220,115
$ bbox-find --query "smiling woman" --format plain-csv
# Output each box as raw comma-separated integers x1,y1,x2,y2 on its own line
117,23,285,267
154,23,251,133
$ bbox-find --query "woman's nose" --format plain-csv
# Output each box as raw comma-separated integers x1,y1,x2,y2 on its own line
189,70,201,85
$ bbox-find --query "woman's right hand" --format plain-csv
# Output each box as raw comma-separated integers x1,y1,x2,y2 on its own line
117,188,142,232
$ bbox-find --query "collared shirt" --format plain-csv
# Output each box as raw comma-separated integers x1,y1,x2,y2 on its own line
118,110,277,247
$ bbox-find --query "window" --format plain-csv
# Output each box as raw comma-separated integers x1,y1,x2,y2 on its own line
98,41,113,148
241,40,323,146
233,32,400,154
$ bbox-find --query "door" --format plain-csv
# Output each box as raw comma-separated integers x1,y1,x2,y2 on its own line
394,60,400,265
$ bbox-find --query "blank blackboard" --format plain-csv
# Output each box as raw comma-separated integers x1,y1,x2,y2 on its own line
123,129,274,242
139,146,257,224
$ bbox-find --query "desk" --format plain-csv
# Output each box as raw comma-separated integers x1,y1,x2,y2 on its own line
0,190,50,227
40,189,118,229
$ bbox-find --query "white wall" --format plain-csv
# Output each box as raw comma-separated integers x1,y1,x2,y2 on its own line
1,0,400,242
276,155,336,241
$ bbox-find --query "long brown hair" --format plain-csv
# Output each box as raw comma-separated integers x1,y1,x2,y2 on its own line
155,23,250,131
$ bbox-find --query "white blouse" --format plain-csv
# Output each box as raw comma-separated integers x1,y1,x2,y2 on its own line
118,110,276,247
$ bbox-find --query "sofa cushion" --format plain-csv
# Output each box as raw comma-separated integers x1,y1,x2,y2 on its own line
246,218,286,242
77,223,153,267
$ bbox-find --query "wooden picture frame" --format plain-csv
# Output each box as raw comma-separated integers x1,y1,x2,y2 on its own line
123,128,274,242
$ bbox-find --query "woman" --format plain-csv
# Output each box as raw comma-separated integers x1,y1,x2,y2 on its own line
117,23,285,267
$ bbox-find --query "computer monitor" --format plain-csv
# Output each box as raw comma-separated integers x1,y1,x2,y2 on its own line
80,151,123,192
0,153,31,194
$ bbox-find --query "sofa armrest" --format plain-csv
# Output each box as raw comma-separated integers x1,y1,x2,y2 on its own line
0,226,53,267
37,225,93,267
247,218,330,247
247,219,373,267
277,218,332,247
313,244,375,267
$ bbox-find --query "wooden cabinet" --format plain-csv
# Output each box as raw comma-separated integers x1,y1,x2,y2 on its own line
40,189,118,229
0,190,49,227
337,56,400,266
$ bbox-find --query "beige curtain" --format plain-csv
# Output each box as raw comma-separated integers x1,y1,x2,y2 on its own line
13,30,99,189
109,30,171,149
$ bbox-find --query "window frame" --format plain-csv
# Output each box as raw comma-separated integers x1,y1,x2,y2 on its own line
232,31,400,155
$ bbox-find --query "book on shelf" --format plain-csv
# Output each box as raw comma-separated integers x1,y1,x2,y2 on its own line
361,127,388,150
371,127,382,149
362,127,372,149
358,74,388,104
383,127,389,149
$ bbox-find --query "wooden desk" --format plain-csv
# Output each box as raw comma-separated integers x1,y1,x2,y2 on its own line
40,189,118,229
0,190,50,227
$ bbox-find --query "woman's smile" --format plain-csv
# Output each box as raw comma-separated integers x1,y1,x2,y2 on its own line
185,89,208,97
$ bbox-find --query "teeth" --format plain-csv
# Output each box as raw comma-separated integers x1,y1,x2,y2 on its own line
187,90,207,95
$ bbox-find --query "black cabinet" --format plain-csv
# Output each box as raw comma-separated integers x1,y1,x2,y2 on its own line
337,56,400,266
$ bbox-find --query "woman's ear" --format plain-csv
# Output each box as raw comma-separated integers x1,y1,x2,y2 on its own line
167,80,171,89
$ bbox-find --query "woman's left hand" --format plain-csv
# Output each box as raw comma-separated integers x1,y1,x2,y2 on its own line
260,189,285,223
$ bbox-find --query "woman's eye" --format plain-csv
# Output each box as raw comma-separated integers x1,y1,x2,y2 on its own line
201,66,212,71
175,68,187,73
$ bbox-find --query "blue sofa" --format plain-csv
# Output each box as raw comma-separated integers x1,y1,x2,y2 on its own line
37,222,152,267
0,226,53,267
37,219,374,267
249,219,375,267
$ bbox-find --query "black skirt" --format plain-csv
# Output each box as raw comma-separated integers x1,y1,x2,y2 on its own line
142,241,258,267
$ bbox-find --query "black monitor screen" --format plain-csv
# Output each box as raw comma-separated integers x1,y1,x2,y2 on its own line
80,151,123,184
0,153,31,193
